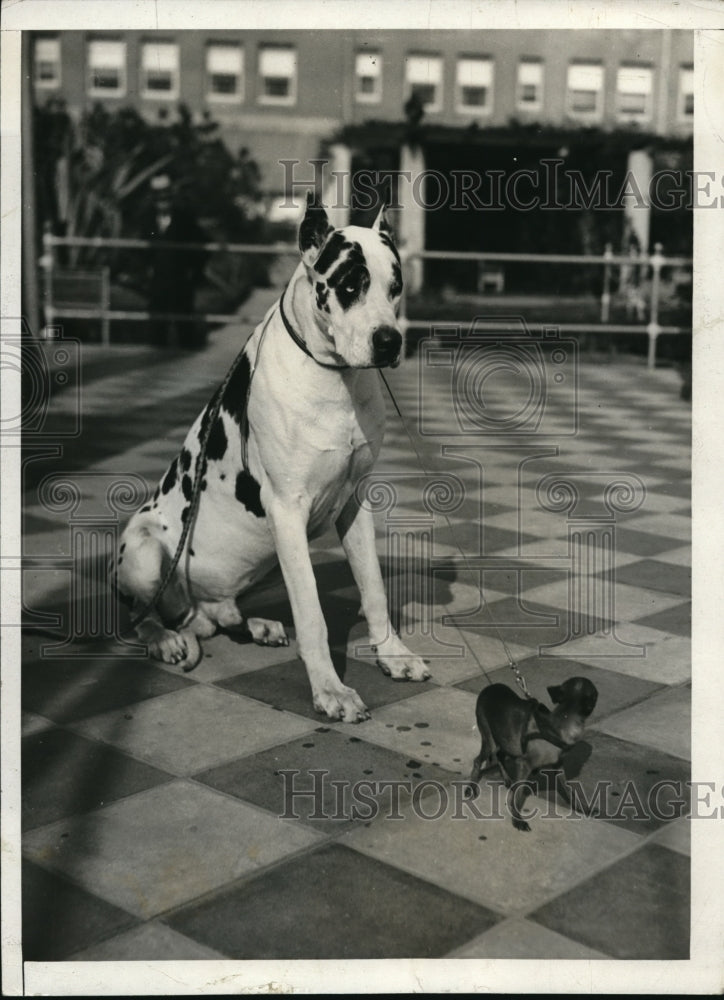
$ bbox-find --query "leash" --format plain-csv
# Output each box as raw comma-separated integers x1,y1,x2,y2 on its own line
129,305,277,632
378,369,532,699
132,283,342,632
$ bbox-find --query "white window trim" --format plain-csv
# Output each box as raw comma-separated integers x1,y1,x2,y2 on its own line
34,38,61,89
355,52,382,104
140,42,180,101
206,45,244,104
566,63,604,121
615,65,653,122
678,66,694,122
455,58,493,116
405,55,443,114
87,40,127,99
515,61,544,114
257,47,297,107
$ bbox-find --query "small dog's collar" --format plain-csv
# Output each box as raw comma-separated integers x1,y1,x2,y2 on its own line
279,288,349,371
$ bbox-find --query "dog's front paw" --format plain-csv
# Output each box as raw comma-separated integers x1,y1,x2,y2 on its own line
372,635,431,682
512,818,532,833
313,684,370,723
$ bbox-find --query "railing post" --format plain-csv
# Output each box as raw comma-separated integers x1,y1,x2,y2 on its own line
647,242,664,369
100,266,110,346
600,242,613,323
40,224,55,339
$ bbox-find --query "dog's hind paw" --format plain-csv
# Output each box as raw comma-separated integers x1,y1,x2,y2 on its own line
512,818,532,833
313,684,370,723
247,617,289,647
372,635,431,682
148,628,189,666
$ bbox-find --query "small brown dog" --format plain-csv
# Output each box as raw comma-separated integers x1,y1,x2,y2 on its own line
466,677,598,832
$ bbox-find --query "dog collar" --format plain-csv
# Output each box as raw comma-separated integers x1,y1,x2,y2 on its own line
279,288,349,371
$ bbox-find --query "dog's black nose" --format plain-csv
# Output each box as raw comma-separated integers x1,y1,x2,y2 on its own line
372,326,402,366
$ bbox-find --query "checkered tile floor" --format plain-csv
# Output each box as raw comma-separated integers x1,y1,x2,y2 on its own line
21,314,691,961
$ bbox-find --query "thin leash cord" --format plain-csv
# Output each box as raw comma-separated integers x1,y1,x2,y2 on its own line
378,369,531,698
129,306,277,631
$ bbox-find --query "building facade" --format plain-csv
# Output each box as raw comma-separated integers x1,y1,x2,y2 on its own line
30,29,694,282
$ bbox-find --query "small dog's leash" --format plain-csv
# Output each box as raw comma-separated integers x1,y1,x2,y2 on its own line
378,369,532,699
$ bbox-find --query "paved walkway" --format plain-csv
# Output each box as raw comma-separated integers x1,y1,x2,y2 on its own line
21,303,691,962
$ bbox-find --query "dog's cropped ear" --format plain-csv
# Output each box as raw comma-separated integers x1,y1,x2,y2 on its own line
547,684,563,705
372,203,394,239
299,190,333,269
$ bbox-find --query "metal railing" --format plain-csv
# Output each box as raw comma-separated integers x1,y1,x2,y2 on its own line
397,243,692,369
40,230,298,342
40,231,691,368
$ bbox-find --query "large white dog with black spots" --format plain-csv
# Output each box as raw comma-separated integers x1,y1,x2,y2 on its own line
115,194,430,722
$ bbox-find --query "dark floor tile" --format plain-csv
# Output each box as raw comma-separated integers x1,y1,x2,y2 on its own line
602,559,690,597
457,657,663,723
634,601,691,637
22,860,137,961
166,842,500,959
612,527,688,559
217,656,432,720
22,642,194,724
655,479,691,500
22,728,172,831
195,727,455,832
529,844,689,959
456,596,610,650
573,729,690,834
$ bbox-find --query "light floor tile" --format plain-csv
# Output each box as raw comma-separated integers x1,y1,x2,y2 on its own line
69,919,227,960
595,684,691,761
71,685,315,775
547,627,690,685
449,917,610,959
23,780,321,919
625,512,691,542
522,580,686,623
344,783,637,915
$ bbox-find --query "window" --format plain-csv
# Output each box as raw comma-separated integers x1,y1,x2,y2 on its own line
140,42,179,100
405,54,442,112
87,39,126,97
616,65,652,120
34,37,61,88
516,60,543,112
679,65,693,120
206,44,243,101
355,51,382,103
566,62,604,119
456,57,493,114
258,46,297,105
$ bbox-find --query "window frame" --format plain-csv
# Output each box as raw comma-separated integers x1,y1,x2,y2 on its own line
355,51,383,104
86,38,127,99
678,65,694,122
615,64,653,123
139,41,180,101
405,53,443,114
34,36,61,89
566,62,605,121
515,59,544,114
206,43,244,103
257,45,298,107
455,56,494,116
